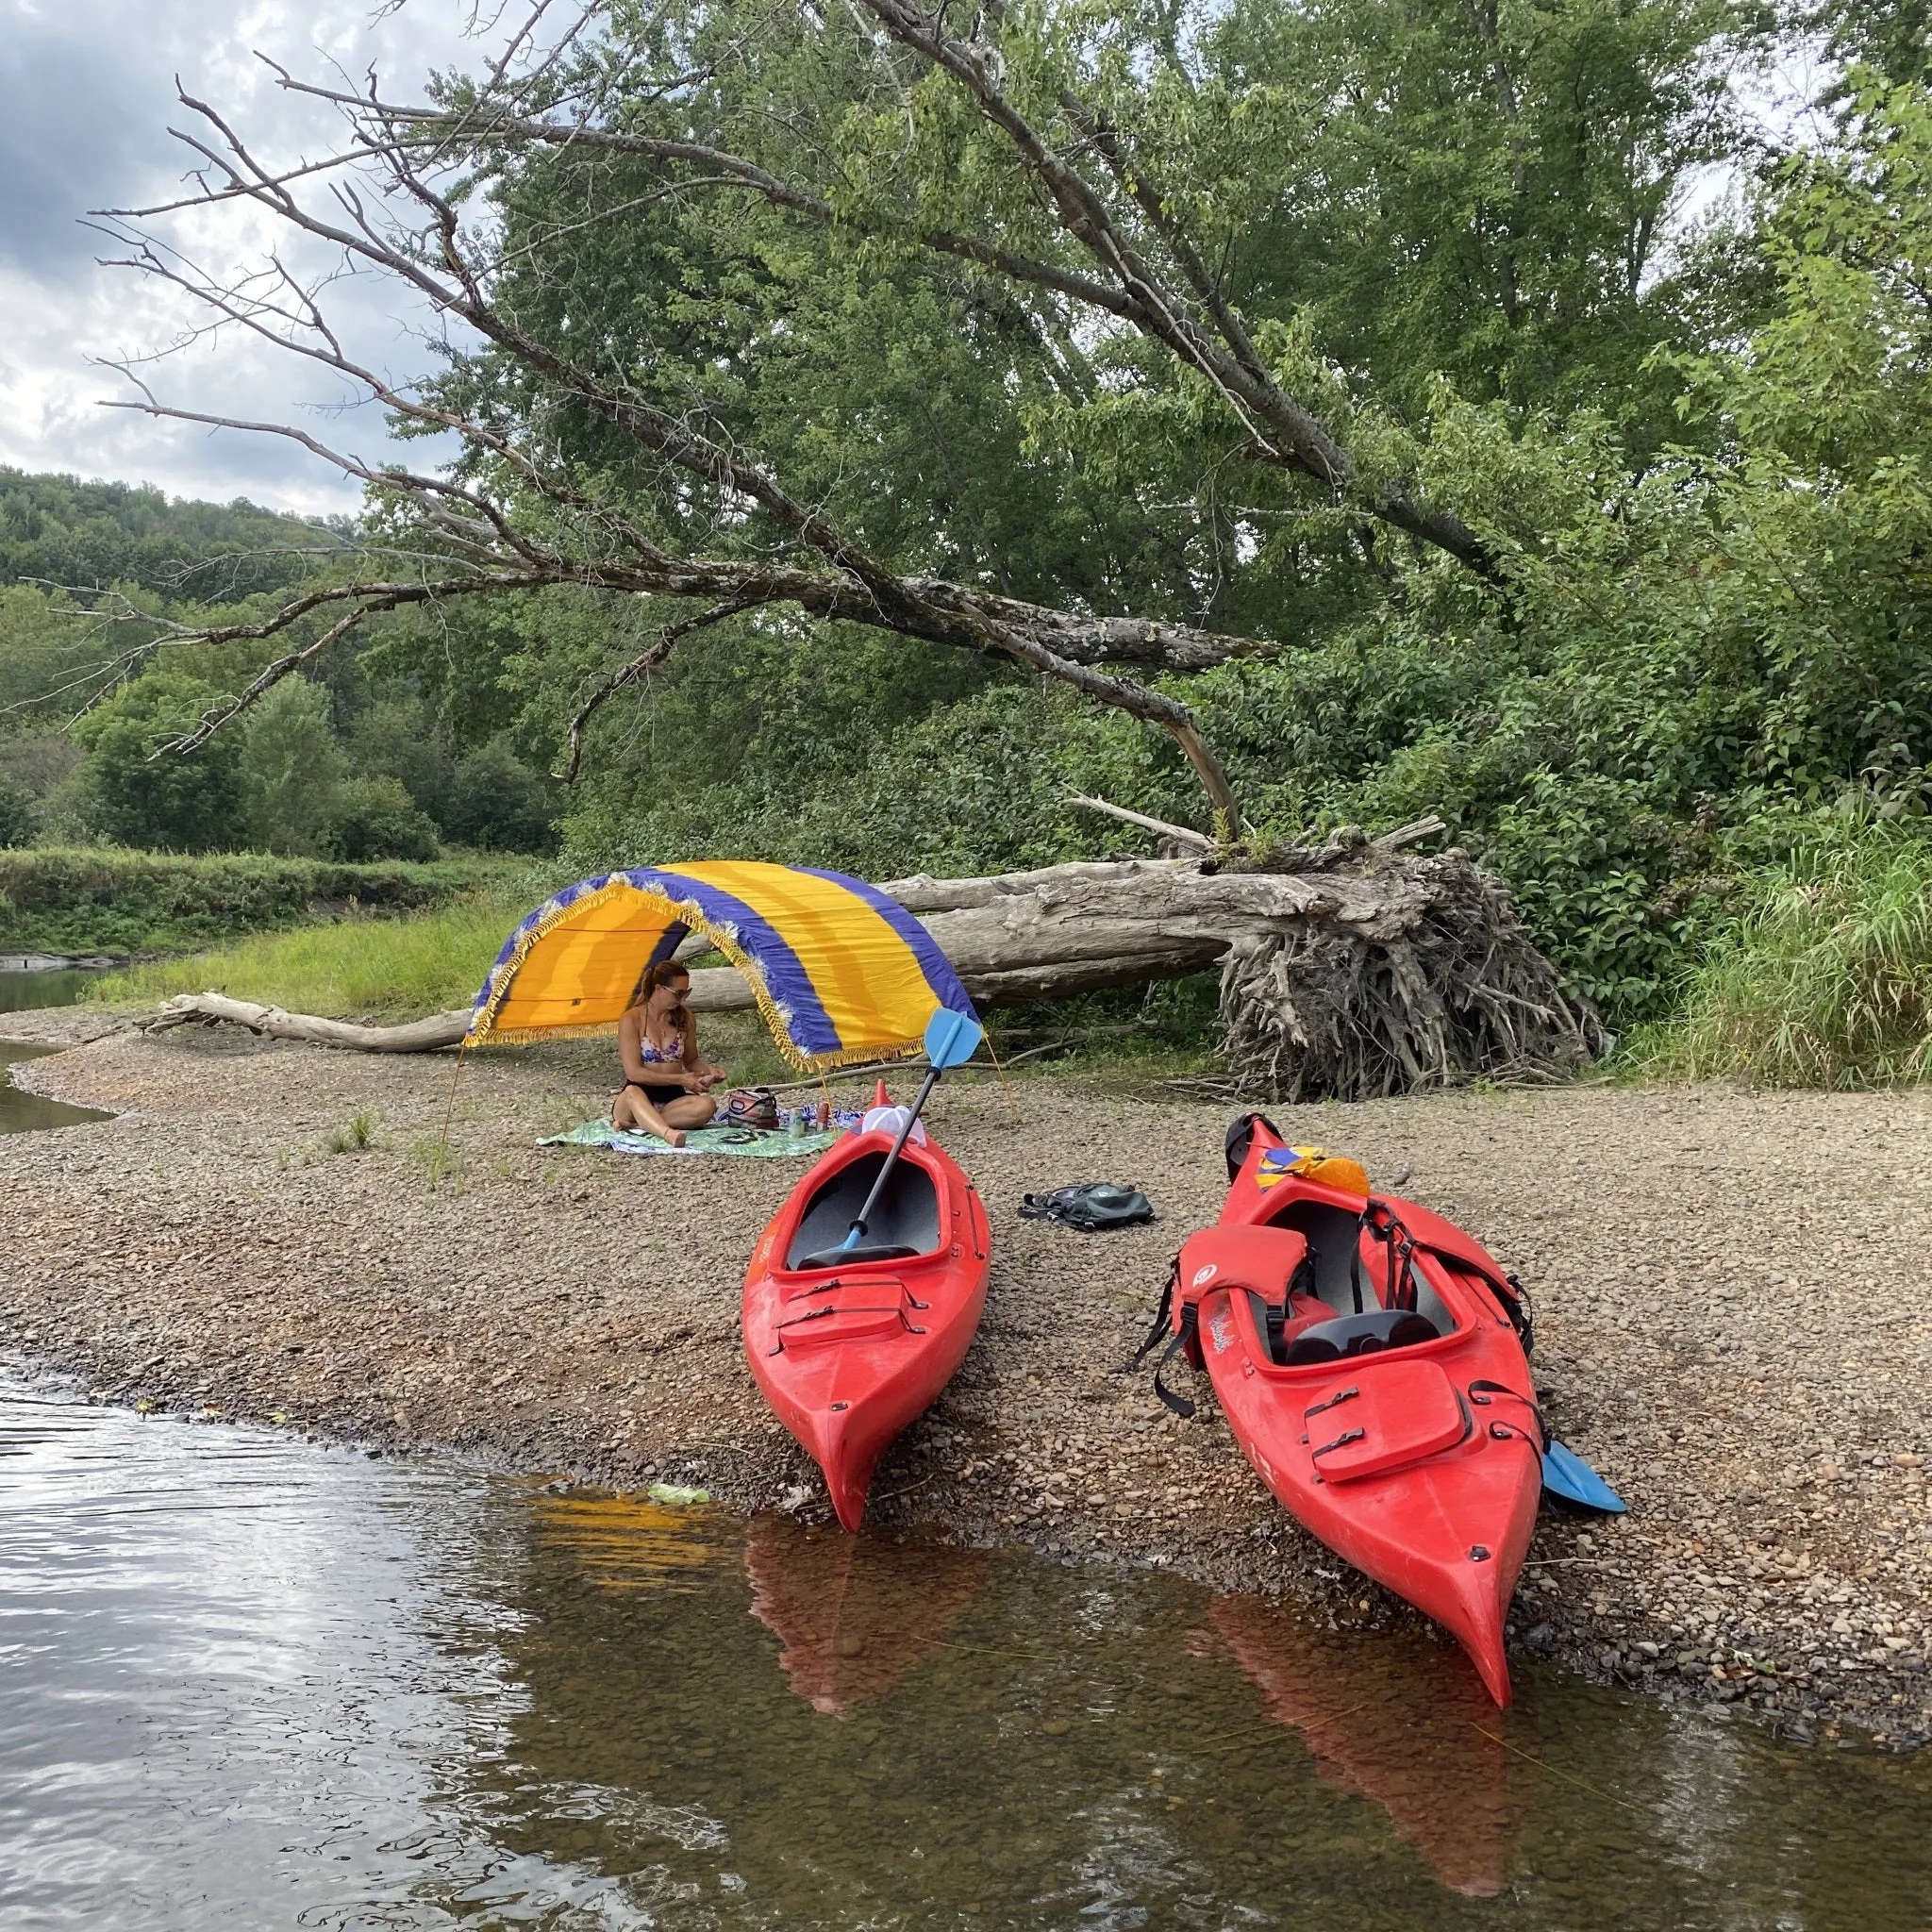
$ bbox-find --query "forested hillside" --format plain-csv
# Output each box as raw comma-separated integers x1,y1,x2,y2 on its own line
0,474,560,862
14,0,1932,1055
0,468,341,602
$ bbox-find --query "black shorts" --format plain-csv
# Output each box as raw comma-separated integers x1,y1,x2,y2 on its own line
625,1080,687,1108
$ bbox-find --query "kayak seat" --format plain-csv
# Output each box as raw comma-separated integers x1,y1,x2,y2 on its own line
786,1151,941,1271
1262,1199,1374,1314
1246,1289,1343,1364
1282,1307,1440,1367
792,1241,922,1272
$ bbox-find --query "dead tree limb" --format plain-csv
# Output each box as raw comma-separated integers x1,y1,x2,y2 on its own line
142,833,1598,1098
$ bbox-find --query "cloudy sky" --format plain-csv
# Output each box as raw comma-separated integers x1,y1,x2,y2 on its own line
0,1,494,516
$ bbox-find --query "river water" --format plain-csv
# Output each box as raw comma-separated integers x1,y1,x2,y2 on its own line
2,1385,1929,1930
0,970,98,1014
0,1042,111,1136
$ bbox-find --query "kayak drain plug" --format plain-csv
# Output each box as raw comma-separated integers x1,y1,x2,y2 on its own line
1468,1544,1491,1562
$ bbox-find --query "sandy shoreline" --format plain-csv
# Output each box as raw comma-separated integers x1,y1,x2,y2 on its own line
4,1007,1930,1744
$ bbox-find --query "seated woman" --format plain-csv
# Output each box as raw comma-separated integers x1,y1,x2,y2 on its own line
612,960,726,1147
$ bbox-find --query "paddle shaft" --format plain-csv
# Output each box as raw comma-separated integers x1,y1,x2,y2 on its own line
846,1063,942,1241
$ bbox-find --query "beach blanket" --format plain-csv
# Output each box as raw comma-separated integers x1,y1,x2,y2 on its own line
541,1119,841,1159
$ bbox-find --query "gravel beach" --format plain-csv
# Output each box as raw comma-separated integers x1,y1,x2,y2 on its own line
5,1008,1930,1742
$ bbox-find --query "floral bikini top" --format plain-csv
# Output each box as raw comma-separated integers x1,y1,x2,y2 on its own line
637,1028,683,1067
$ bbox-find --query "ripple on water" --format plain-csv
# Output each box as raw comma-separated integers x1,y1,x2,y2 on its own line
2,1384,1930,1930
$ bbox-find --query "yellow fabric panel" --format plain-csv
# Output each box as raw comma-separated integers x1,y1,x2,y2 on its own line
484,881,684,1040
677,860,938,1049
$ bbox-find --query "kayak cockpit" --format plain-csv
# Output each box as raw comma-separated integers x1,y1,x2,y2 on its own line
1202,1208,1467,1371
788,1150,942,1272
1257,1300,1442,1366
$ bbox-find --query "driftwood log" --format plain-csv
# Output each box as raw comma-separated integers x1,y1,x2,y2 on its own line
144,823,1602,1099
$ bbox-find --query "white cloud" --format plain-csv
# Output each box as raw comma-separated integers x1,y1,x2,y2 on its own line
0,0,490,512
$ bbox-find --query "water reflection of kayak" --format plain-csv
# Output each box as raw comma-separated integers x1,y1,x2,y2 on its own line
744,1514,990,1716
1198,1594,1514,1897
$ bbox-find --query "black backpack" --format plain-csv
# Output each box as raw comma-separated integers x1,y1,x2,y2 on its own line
1017,1183,1156,1233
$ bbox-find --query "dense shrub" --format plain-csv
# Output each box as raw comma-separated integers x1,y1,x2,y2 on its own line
323,779,442,863
1637,812,1932,1087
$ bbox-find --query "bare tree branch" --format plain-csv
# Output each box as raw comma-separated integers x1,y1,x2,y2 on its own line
560,591,767,780
90,18,1288,822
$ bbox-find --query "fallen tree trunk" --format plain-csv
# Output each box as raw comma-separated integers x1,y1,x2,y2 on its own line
143,825,1602,1098
143,992,477,1053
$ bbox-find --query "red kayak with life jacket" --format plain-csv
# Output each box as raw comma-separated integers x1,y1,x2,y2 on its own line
1147,1113,1541,1707
743,1086,991,1531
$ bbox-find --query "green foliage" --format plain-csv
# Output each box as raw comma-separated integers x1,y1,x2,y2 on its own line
1636,812,1932,1087
444,738,560,854
344,697,459,824
408,1137,466,1193
326,1108,381,1155
323,778,442,863
1198,0,1765,456
238,675,346,856
72,673,242,853
0,584,129,728
0,768,34,848
97,896,524,1018
0,847,522,957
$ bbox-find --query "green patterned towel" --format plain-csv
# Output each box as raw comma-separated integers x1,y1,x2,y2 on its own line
541,1119,840,1158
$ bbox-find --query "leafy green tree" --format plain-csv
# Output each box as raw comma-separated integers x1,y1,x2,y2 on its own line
443,738,558,854
324,778,441,862
73,673,243,852
237,675,347,855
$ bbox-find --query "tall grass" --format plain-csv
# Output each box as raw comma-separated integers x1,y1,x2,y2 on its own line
1638,816,1932,1088
95,897,521,1019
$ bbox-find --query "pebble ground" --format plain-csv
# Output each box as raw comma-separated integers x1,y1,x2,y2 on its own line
4,1008,1929,1746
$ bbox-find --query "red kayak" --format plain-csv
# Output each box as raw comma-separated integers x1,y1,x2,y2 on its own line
743,1089,991,1530
1155,1114,1541,1706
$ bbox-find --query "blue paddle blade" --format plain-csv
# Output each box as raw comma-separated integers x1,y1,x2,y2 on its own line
1542,1439,1626,1514
923,1008,983,1070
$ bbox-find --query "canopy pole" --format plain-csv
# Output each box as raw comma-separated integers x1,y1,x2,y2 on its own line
440,1038,469,1148
982,1026,1019,1121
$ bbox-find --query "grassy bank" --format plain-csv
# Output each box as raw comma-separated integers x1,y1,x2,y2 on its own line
97,897,523,1019
0,847,541,958
1633,816,1932,1088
